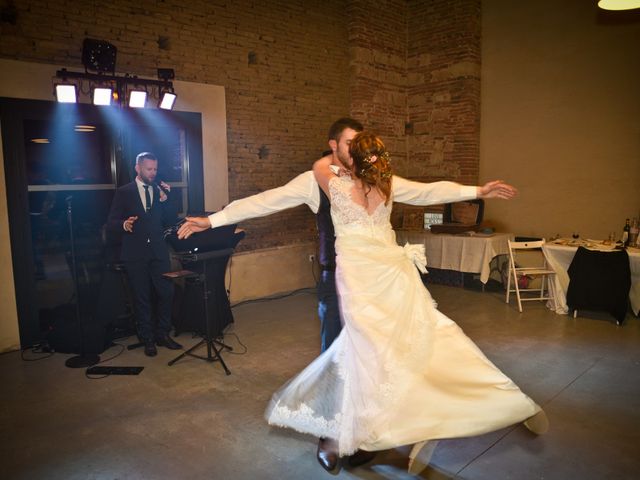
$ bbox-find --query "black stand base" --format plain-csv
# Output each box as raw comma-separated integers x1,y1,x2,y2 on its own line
65,353,100,368
167,336,231,375
127,341,144,351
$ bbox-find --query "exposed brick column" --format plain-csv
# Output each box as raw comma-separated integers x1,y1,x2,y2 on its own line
406,0,481,186
347,0,408,160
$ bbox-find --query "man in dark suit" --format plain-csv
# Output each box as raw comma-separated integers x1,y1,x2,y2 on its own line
107,152,181,357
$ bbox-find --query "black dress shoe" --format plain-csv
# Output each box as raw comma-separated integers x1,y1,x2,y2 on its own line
317,438,339,473
347,449,376,468
144,340,157,357
156,335,182,350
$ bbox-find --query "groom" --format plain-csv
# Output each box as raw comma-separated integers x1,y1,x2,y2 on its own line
178,118,517,471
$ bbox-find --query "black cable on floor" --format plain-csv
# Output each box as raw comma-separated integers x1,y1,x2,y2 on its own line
220,329,248,356
230,287,316,309
84,343,127,380
20,344,55,362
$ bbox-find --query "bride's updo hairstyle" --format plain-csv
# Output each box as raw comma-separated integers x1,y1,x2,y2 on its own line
349,132,393,204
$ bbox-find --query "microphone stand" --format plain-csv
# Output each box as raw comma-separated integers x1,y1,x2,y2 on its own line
64,195,100,368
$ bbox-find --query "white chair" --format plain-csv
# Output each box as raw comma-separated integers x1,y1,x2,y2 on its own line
505,239,556,312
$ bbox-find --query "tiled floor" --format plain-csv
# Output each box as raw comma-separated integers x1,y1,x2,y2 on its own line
1,284,638,479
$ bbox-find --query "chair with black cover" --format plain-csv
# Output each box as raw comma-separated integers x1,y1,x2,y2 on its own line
567,247,631,325
506,239,556,312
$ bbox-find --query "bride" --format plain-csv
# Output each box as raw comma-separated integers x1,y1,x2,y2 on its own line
264,132,547,473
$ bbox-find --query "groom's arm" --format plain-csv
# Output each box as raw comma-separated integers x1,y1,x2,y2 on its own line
208,170,320,228
178,170,324,239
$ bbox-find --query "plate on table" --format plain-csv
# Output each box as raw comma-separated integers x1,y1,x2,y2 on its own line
585,239,617,251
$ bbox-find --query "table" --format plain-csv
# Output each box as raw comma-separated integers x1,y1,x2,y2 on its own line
542,243,640,316
395,230,514,284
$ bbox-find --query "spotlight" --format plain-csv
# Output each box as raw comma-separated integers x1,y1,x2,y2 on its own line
74,125,96,132
93,87,113,106
55,84,77,103
128,89,147,108
159,90,177,110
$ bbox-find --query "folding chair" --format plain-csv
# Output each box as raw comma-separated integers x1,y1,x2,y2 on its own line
505,239,556,312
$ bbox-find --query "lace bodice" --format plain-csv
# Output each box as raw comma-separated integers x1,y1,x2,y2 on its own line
328,175,394,241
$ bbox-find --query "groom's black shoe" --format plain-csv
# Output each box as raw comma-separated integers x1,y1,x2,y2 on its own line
347,449,376,468
317,438,339,473
143,340,157,357
156,335,182,350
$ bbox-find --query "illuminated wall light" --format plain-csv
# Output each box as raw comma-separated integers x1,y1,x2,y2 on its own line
74,124,96,132
598,0,640,10
55,84,77,103
93,87,113,106
159,91,177,110
129,90,147,108
30,138,50,144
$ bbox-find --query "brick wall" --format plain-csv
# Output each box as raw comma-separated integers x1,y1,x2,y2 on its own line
348,0,407,157
0,0,351,251
406,0,481,186
1,0,481,250
395,0,481,227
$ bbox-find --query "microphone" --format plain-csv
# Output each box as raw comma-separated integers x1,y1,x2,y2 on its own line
155,179,170,194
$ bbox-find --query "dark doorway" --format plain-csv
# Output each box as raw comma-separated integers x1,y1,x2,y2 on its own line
1,98,204,348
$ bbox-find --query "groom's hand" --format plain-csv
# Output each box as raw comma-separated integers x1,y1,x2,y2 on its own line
477,180,518,200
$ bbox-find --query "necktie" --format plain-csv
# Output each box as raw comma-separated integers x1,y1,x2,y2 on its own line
143,185,151,212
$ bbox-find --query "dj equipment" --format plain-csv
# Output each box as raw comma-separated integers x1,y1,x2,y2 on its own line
165,222,242,254
165,224,245,375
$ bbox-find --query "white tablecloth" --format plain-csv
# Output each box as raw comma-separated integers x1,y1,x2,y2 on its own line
395,230,514,284
542,243,640,316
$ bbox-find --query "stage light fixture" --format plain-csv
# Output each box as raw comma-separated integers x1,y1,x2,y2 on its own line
159,90,177,110
54,46,177,109
129,89,148,108
93,87,113,106
55,84,78,103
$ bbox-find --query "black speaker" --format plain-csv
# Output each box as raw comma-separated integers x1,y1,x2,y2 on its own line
82,38,117,73
173,255,234,337
42,305,113,354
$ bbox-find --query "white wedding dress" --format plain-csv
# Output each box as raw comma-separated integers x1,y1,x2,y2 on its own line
265,175,542,456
